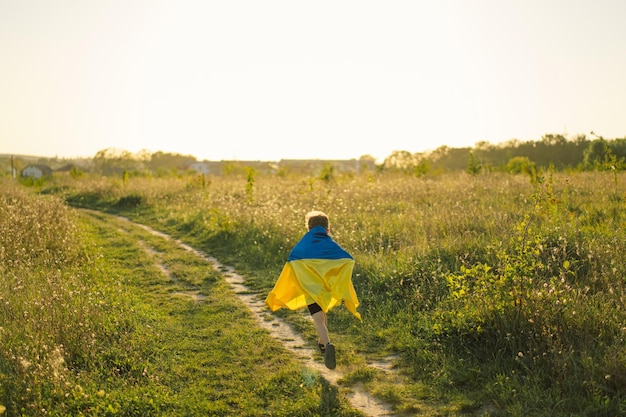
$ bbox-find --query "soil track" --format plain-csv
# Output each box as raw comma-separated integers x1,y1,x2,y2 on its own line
118,216,397,416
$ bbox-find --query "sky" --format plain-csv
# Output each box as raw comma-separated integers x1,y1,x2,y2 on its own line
1,0,625,162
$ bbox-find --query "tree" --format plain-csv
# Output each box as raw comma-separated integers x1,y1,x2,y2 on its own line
583,138,626,171
541,134,567,146
428,146,471,171
93,148,145,176
383,150,416,171
148,151,196,174
357,154,377,173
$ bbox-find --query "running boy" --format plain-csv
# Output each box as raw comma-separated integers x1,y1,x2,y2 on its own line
265,210,361,369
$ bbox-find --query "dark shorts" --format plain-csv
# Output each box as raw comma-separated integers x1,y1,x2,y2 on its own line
307,303,322,315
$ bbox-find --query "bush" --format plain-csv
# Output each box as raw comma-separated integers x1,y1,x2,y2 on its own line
506,156,536,175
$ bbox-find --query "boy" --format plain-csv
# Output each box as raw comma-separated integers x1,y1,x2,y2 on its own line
265,211,361,369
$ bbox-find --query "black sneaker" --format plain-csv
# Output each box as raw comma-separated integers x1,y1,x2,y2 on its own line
318,342,326,354
324,343,336,369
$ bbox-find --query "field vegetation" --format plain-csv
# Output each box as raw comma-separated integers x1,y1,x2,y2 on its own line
0,180,357,416
2,164,626,415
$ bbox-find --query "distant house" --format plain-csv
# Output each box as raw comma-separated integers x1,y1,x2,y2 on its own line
188,160,275,176
21,164,53,179
277,159,375,175
55,163,75,173
187,158,376,176
188,162,212,175
225,160,275,175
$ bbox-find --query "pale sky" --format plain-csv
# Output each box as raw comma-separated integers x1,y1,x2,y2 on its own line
1,0,625,162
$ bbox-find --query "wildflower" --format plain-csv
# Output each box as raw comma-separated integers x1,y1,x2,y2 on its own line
49,347,66,379
19,358,32,371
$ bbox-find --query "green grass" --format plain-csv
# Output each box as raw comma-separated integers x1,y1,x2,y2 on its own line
5,168,626,415
0,182,362,416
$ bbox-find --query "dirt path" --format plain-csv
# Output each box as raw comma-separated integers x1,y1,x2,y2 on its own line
121,217,397,416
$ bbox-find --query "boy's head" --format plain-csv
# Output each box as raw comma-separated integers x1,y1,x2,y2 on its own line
305,210,329,231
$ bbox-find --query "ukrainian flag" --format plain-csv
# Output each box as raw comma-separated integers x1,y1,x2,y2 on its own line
265,226,361,320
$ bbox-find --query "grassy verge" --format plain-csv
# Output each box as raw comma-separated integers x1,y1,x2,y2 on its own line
0,181,362,416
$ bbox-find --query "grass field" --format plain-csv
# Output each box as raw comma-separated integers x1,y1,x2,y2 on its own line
0,182,361,416
2,169,626,416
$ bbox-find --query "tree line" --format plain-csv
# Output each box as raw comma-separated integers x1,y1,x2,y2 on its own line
382,133,626,174
3,134,626,178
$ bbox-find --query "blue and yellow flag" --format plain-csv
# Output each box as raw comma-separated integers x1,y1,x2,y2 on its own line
265,226,361,320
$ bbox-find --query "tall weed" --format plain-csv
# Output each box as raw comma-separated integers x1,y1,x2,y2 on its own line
0,180,133,414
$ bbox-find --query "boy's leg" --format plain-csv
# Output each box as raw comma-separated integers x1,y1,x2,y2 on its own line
308,303,330,346
308,305,336,369
312,311,330,346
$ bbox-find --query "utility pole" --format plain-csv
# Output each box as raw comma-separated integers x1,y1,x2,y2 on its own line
11,155,15,179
